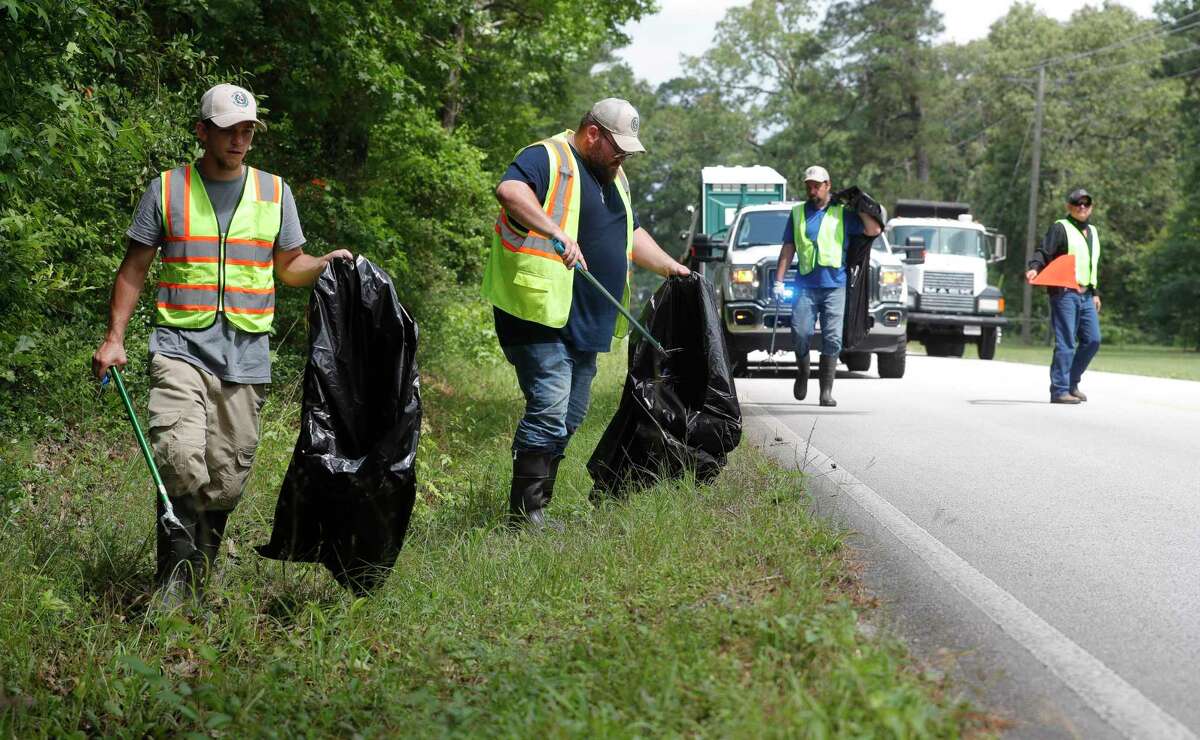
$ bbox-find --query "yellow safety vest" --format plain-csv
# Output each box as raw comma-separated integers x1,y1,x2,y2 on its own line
156,164,283,332
792,203,846,275
481,131,634,333
1056,219,1100,289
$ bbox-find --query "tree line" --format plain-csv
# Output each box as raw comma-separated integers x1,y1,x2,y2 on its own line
1,0,1197,448
0,0,653,443
615,0,1200,347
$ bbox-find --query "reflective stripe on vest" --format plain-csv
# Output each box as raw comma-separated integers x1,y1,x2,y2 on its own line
482,130,633,332
1056,219,1100,289
792,202,846,275
157,165,283,332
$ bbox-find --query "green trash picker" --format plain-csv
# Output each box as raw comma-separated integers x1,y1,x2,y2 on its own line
551,237,669,357
106,367,190,539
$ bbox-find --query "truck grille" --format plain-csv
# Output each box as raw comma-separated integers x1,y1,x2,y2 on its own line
920,294,975,312
921,271,974,312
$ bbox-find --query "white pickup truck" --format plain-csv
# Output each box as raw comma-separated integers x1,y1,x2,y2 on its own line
689,201,909,378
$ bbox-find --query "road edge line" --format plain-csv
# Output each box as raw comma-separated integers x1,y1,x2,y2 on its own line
744,404,1195,740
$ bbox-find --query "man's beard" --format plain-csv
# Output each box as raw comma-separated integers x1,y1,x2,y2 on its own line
584,150,618,185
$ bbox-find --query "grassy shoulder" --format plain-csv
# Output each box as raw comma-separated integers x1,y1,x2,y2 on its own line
0,346,988,736
991,342,1200,381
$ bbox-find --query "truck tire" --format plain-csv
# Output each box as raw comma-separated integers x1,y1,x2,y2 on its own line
842,352,871,372
977,327,997,360
877,341,906,378
925,339,965,357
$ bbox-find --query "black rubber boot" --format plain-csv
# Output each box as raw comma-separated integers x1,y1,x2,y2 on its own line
818,354,838,407
155,496,201,609
509,450,554,528
544,454,565,507
793,355,810,400
194,509,230,576
155,499,230,609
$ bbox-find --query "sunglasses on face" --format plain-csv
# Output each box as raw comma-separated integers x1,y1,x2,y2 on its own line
597,126,630,161
1070,201,1093,208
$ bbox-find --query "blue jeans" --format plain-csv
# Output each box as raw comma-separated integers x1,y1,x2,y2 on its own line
791,285,846,359
502,342,599,455
1049,289,1101,397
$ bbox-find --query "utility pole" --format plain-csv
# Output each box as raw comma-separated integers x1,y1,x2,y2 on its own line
1021,65,1046,344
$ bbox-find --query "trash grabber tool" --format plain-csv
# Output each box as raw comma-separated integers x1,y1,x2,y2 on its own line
768,294,783,376
106,367,191,539
551,237,670,357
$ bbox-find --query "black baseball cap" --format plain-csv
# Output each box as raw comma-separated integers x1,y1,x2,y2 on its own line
1066,188,1093,205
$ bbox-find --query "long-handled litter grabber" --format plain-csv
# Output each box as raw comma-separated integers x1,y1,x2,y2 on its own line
551,237,670,357
768,293,783,376
106,367,191,539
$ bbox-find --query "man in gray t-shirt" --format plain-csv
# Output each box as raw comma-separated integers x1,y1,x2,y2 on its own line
91,83,352,607
127,171,306,383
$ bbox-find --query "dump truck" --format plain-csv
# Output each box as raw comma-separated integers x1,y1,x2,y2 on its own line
886,200,1007,359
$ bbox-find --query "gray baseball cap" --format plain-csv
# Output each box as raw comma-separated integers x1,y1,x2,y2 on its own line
201,83,266,130
590,98,645,154
803,165,830,183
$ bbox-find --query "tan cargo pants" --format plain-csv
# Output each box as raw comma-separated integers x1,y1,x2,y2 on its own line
147,353,267,511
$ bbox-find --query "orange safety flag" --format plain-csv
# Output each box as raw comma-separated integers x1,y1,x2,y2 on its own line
1030,254,1080,290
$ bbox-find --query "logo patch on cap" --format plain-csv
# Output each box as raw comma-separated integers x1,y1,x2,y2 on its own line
630,116,639,135
231,91,249,108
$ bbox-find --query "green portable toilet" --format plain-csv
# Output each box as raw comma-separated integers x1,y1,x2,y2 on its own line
701,166,788,238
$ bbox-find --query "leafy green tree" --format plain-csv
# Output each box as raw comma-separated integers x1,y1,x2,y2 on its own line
1146,0,1200,346
1,0,220,413
825,0,945,195
962,4,1184,328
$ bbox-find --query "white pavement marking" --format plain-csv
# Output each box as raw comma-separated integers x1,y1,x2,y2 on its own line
745,404,1197,740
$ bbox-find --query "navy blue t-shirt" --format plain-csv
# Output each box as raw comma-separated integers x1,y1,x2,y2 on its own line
493,142,639,352
781,203,865,289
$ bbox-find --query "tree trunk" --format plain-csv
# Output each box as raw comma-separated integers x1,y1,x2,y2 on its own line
909,92,929,183
439,20,467,132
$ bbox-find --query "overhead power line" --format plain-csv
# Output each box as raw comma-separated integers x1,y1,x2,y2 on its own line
1053,42,1200,81
1017,10,1200,73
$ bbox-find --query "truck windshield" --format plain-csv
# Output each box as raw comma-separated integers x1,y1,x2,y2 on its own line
889,226,985,258
732,211,790,248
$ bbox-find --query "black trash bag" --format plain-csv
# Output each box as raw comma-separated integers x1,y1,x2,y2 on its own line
256,257,420,595
832,186,888,350
588,273,741,497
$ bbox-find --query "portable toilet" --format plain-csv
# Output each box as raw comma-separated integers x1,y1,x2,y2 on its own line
700,166,787,237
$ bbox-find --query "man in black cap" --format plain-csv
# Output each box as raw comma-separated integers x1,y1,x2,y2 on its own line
1025,188,1101,404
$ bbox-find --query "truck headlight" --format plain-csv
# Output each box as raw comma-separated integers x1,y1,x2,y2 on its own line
730,268,758,300
879,267,904,303
977,297,1004,313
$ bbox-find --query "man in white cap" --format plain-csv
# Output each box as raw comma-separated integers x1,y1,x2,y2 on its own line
481,97,690,528
774,165,881,406
92,83,352,607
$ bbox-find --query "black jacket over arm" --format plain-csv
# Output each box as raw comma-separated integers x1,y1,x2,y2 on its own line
832,187,886,350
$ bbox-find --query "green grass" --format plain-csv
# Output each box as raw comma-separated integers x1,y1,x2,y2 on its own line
0,349,990,736
992,342,1200,381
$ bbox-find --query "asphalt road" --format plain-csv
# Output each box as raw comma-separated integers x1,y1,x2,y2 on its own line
739,352,1200,739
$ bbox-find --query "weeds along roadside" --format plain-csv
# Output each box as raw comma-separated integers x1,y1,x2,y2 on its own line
0,342,988,736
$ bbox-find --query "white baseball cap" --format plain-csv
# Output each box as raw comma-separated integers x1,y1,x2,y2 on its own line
590,98,645,154
200,83,266,130
803,165,830,183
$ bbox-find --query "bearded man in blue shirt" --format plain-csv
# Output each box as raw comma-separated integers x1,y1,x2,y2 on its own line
774,166,882,407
